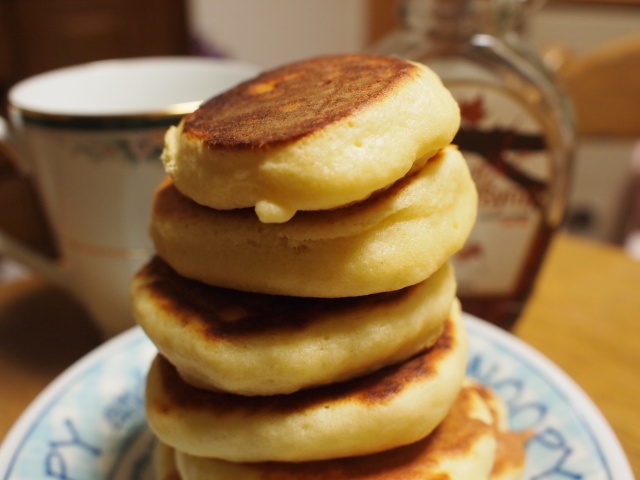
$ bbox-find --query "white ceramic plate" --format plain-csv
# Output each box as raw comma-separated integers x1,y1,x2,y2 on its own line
0,316,633,479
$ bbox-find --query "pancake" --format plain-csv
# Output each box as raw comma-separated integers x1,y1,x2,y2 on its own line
474,383,509,432
474,384,529,480
145,301,467,463
151,145,477,298
490,431,529,480
162,54,460,223
133,257,456,396
153,440,180,480
171,383,496,480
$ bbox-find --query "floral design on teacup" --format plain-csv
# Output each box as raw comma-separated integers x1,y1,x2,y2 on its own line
71,129,166,164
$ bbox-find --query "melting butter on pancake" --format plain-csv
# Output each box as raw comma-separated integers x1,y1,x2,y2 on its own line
133,257,455,396
151,145,477,298
162,54,460,223
170,384,496,480
145,301,467,463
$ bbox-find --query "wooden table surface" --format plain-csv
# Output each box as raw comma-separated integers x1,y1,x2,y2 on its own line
515,233,640,476
0,233,638,476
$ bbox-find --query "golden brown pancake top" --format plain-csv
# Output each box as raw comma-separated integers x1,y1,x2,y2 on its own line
181,54,420,149
154,317,455,414
136,255,419,338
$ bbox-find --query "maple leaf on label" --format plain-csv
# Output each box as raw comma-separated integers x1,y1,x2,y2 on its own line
456,242,483,261
459,95,486,126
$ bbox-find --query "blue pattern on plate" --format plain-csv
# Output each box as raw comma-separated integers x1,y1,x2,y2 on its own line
0,332,155,480
0,319,632,480
466,320,611,479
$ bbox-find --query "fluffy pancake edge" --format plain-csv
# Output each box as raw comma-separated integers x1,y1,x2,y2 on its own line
133,258,456,395
151,146,477,297
170,383,497,480
145,300,468,463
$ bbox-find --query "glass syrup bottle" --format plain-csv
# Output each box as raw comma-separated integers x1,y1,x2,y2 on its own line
373,0,574,330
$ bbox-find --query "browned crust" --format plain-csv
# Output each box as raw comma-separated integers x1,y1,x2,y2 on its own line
135,255,421,339
153,316,456,414
181,54,420,149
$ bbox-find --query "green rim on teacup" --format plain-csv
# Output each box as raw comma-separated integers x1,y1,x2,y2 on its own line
8,100,201,130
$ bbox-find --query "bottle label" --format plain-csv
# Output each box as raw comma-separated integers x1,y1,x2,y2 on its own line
448,83,550,296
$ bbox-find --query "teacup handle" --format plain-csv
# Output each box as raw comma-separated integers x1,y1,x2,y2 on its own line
0,116,71,290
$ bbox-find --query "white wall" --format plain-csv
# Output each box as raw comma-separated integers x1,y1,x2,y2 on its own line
529,3,640,242
187,0,368,69
531,3,640,54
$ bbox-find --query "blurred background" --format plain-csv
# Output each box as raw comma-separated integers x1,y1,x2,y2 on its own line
0,0,639,273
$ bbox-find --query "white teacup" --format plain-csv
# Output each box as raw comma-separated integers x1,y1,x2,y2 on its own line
0,56,260,338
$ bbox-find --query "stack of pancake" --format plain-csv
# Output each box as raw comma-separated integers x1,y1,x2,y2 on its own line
131,54,527,479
